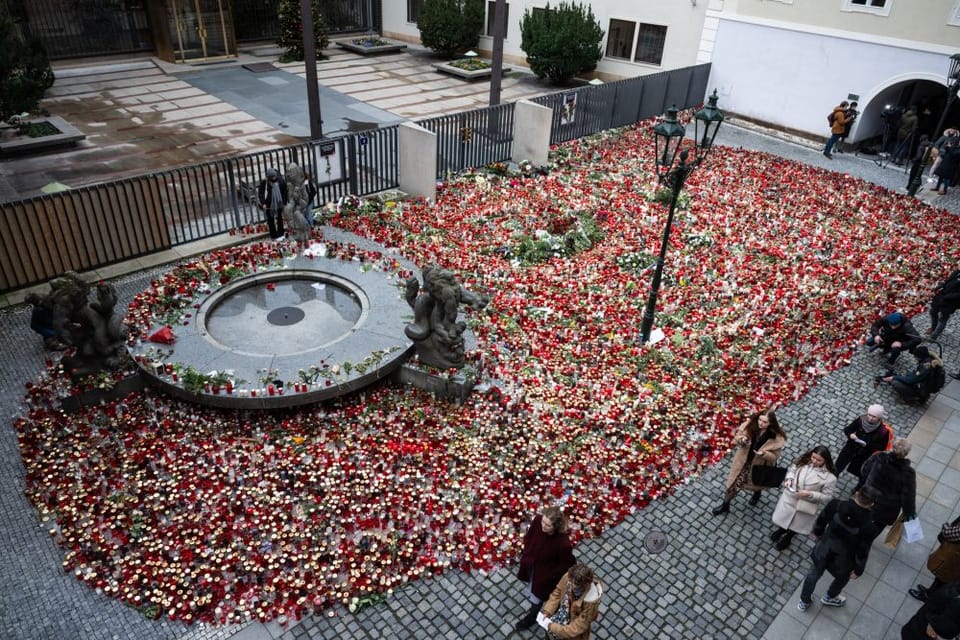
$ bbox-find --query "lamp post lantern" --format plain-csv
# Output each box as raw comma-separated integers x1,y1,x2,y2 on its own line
639,93,724,345
907,53,960,196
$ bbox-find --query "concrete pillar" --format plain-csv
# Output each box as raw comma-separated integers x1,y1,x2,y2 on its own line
399,122,437,201
512,100,552,168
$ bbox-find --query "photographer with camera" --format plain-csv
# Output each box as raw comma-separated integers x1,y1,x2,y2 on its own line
824,101,850,159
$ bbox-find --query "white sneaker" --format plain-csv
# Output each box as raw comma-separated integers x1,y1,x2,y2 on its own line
820,594,846,607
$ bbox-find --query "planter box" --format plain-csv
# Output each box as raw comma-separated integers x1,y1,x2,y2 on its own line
433,60,509,81
0,115,85,155
336,40,408,56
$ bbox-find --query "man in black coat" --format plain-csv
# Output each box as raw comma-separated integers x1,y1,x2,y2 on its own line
854,438,917,541
866,312,922,365
257,167,288,240
901,580,960,640
928,268,960,340
798,489,880,611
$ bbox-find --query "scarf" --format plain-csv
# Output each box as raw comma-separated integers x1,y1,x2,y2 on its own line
269,180,283,213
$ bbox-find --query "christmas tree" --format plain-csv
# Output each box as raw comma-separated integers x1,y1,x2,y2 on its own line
278,0,329,62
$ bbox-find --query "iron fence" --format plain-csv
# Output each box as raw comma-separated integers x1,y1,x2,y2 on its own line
0,128,399,293
416,103,516,180
1,63,711,294
533,63,712,145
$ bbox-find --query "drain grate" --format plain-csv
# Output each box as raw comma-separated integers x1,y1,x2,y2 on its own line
242,62,277,73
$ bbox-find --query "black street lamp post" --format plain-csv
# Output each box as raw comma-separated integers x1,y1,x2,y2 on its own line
639,91,724,344
906,53,960,196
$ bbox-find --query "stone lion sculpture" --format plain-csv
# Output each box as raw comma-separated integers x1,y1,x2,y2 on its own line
404,266,489,369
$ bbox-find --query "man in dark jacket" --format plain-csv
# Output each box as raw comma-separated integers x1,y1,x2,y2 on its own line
798,489,881,611
901,580,960,640
854,438,917,541
834,403,894,478
878,345,944,404
257,167,288,240
928,268,960,340
866,312,922,365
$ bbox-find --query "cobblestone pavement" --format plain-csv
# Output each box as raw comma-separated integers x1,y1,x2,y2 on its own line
2,66,960,639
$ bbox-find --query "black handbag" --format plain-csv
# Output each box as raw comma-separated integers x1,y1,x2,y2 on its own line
751,465,787,488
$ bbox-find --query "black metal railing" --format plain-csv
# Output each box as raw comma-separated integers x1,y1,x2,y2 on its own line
416,103,516,179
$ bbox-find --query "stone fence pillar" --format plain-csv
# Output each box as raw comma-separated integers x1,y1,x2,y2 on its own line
512,100,552,168
398,122,437,201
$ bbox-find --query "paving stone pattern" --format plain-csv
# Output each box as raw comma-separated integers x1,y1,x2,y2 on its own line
1,113,958,640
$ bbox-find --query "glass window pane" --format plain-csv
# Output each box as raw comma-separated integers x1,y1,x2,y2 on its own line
605,19,635,60
635,23,667,65
408,0,422,23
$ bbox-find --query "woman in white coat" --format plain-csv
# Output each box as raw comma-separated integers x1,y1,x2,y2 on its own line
771,445,838,551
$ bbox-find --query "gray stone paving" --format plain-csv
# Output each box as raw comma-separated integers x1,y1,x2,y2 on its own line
2,70,960,640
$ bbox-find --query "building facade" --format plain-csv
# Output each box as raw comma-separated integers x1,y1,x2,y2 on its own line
699,0,960,143
385,0,709,81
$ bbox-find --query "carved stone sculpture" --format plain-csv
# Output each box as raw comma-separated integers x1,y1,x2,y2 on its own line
404,266,489,369
283,163,312,244
26,272,129,378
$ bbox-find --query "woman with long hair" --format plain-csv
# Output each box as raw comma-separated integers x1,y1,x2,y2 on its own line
770,445,838,550
514,506,576,631
712,408,787,515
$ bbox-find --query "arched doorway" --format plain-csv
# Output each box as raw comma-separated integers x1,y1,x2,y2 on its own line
853,76,960,155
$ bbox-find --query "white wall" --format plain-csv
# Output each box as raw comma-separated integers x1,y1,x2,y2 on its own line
707,18,951,140
383,0,708,79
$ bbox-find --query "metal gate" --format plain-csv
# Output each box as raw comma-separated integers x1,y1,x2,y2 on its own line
1,0,153,59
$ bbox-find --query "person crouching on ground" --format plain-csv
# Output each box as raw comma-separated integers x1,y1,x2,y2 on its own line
909,515,960,603
514,506,576,631
771,445,838,551
538,563,602,640
712,408,787,515
865,311,922,366
877,345,943,405
797,488,881,611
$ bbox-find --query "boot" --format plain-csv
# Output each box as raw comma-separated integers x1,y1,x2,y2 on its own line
711,500,730,516
749,491,762,506
514,603,540,631
775,531,794,551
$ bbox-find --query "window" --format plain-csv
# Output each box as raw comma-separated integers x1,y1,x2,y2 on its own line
605,19,667,66
635,24,667,66
407,0,422,23
605,19,634,60
951,0,960,25
486,1,509,37
842,0,891,16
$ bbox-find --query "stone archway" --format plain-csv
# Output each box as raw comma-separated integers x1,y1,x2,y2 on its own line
852,73,960,153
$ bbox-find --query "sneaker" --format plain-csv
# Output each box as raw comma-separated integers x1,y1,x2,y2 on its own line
823,152,833,159
820,595,846,607
797,600,810,611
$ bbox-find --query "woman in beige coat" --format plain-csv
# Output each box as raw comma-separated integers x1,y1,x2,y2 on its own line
770,445,838,550
712,408,787,515
539,563,602,640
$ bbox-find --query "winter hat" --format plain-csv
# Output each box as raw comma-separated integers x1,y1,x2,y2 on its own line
866,404,886,419
886,312,904,325
266,167,279,178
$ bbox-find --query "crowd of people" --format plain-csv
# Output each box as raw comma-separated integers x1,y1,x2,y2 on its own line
822,99,960,196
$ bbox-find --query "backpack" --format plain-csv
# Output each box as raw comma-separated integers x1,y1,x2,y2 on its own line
827,111,836,126
926,361,946,396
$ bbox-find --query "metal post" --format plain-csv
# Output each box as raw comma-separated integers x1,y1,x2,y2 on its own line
300,0,323,140
639,160,691,344
488,0,506,106
366,0,374,35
